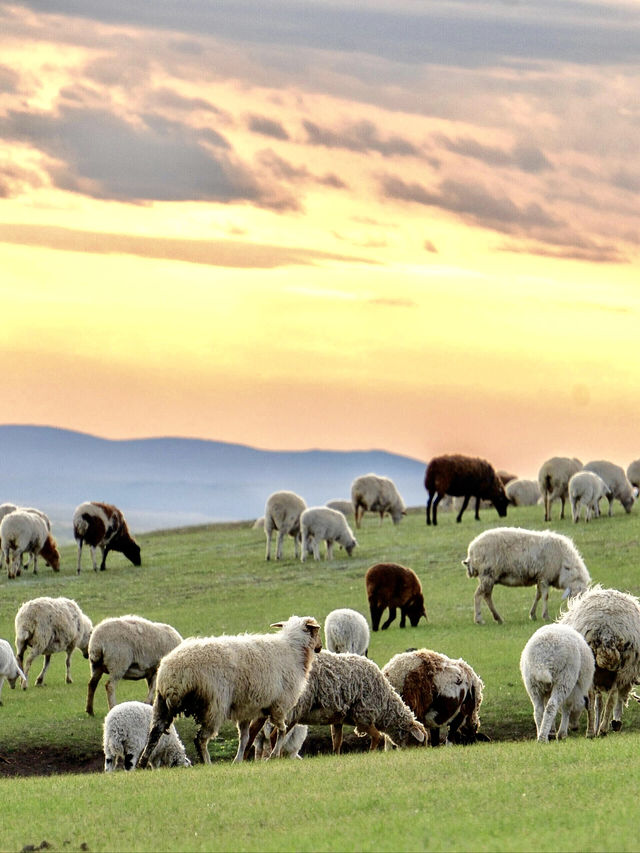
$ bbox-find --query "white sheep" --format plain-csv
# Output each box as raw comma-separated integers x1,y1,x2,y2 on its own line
253,720,308,760
324,608,370,656
263,491,307,561
300,507,357,562
584,460,635,515
505,478,541,507
627,459,640,494
103,700,191,771
351,473,406,528
0,510,60,578
15,596,93,686
138,615,322,766
519,623,594,742
86,615,182,715
538,457,583,522
568,470,611,523
325,499,354,518
462,526,590,624
0,638,26,703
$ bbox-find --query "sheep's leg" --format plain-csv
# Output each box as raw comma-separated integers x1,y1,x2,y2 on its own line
99,545,109,571
104,677,119,709
242,716,268,761
585,688,597,737
598,690,616,736
300,530,308,562
86,663,106,715
531,694,546,737
144,674,157,704
326,540,334,560
473,496,481,521
139,693,175,768
529,585,542,620
234,720,253,763
311,537,321,561
557,704,573,740
276,529,285,561
23,650,42,682
475,579,502,624
330,724,343,754
64,648,74,684
104,753,115,772
76,540,83,574
265,527,273,561
194,724,215,764
571,499,579,523
369,602,383,632
559,496,566,520
35,655,52,686
455,495,471,523
89,546,98,572
293,533,301,560
380,606,397,630
359,723,382,751
544,492,552,523
354,505,363,528
611,690,626,732
607,495,614,517
538,696,560,742
483,590,503,624
426,494,433,526
540,584,551,620
473,585,486,624
399,607,407,628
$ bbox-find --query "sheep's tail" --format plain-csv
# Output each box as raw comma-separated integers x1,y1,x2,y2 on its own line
75,516,90,537
530,664,553,688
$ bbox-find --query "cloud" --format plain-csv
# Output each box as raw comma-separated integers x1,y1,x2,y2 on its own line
433,134,553,174
256,149,348,190
247,114,290,140
303,119,420,157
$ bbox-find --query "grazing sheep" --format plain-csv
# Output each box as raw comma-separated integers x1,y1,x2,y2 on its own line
253,720,308,760
0,638,26,704
568,471,611,523
627,459,640,493
462,527,590,625
73,501,141,573
324,608,370,656
0,502,17,522
382,649,485,746
263,491,307,561
506,478,541,507
299,507,357,562
103,700,191,771
350,474,406,528
538,457,583,522
583,460,635,516
86,615,182,715
365,562,427,631
560,585,640,736
138,615,322,766
519,624,594,742
325,499,354,518
424,454,509,526
15,597,93,687
497,470,517,486
0,510,60,579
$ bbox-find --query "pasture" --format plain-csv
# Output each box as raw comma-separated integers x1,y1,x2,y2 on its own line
1,501,639,852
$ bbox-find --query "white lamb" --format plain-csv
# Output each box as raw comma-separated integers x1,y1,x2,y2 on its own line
584,460,635,515
538,457,583,522
462,527,590,624
253,720,308,760
0,510,60,578
351,473,407,528
300,507,357,562
505,479,541,507
103,700,191,771
324,608,369,656
138,615,322,766
15,596,93,686
568,471,611,522
263,490,307,560
0,638,26,703
519,623,595,742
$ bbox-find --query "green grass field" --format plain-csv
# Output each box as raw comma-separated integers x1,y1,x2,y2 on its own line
1,502,639,852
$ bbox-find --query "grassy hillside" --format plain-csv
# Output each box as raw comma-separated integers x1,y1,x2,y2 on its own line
1,502,639,851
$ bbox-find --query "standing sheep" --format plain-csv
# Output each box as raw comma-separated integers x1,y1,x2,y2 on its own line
627,459,640,493
15,597,93,687
0,510,60,578
299,507,357,562
138,615,322,766
424,454,509,526
73,501,141,573
0,638,26,703
365,562,427,631
462,527,590,624
86,615,182,715
103,700,191,771
568,471,611,523
538,457,582,522
505,479,541,507
324,608,369,656
325,499,354,519
351,474,406,528
583,460,635,516
263,491,307,561
519,624,594,742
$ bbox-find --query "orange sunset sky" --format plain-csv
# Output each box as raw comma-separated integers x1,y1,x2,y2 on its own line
1,1,640,479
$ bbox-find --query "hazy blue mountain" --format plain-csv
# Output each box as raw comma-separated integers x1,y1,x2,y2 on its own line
0,425,427,542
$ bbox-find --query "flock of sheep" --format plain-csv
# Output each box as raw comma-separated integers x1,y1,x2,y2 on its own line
1,452,640,773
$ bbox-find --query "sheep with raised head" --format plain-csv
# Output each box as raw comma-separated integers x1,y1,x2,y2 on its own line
324,608,369,656
424,454,509,526
351,474,406,528
568,471,611,523
382,649,485,746
505,479,541,507
86,615,182,715
583,460,635,516
0,510,60,579
0,638,26,703
365,562,427,631
15,596,93,687
462,527,590,625
560,585,640,736
300,507,357,562
73,501,141,573
263,490,307,560
103,700,191,771
538,457,583,522
627,459,640,493
325,499,354,518
138,615,322,766
519,623,594,742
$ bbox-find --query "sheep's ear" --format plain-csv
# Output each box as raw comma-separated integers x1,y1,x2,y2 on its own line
411,725,426,743
306,620,321,633
270,622,285,629
462,558,469,567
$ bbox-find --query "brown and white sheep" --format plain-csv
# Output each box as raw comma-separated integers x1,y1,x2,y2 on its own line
365,562,427,632
350,474,406,528
424,454,509,526
73,501,141,573
538,457,583,522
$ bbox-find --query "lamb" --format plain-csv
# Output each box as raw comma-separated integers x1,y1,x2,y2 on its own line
263,490,307,560
382,649,485,746
253,720,308,760
583,460,635,516
15,596,93,686
325,499,354,518
560,585,640,736
299,506,357,562
365,562,427,631
424,454,509,526
519,623,594,742
538,456,583,522
350,474,406,528
627,459,640,493
86,615,182,715
324,608,370,656
0,509,60,578
568,471,611,523
0,638,26,704
103,700,191,771
505,478,541,507
73,501,141,573
138,615,322,766
462,527,590,624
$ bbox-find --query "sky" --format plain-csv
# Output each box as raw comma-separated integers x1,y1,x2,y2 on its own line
1,0,640,479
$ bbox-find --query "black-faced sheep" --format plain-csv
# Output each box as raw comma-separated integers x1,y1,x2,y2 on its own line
424,454,509,526
584,460,635,516
568,471,610,523
263,490,307,561
0,638,26,703
537,457,583,522
103,700,191,771
350,474,406,528
324,608,369,656
0,510,60,578
73,501,141,573
365,562,427,631
299,507,357,561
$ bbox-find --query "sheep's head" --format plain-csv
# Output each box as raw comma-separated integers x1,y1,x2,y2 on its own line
344,536,357,557
271,616,322,653
407,594,428,627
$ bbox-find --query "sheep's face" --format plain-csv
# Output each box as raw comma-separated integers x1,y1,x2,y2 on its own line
622,494,636,513
124,540,142,566
344,537,357,556
406,595,427,627
493,492,509,518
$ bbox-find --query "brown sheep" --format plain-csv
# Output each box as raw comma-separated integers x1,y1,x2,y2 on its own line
424,454,509,526
365,563,427,632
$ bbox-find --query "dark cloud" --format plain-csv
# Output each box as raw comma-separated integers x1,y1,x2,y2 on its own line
248,115,290,140
303,119,419,157
256,149,348,190
0,65,20,94
434,134,552,174
146,88,224,115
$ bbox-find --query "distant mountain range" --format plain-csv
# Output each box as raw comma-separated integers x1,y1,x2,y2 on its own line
0,426,428,542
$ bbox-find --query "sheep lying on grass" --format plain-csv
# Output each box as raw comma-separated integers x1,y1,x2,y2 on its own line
300,507,357,562
365,562,427,631
263,491,307,561
324,608,369,656
0,638,26,703
103,700,191,771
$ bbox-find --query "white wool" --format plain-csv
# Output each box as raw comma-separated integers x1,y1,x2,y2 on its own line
350,473,406,528
263,491,307,560
324,608,369,656
300,507,357,562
